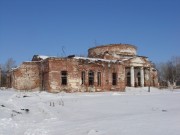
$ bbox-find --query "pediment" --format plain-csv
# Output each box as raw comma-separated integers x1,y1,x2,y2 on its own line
125,57,151,67
130,57,146,63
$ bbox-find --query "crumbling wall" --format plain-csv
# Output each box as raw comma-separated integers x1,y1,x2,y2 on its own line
143,68,159,87
39,59,50,91
45,58,81,92
144,68,150,86
12,62,41,90
151,69,159,87
44,58,126,92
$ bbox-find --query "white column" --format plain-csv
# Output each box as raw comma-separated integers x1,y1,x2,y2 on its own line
140,67,144,87
130,66,134,87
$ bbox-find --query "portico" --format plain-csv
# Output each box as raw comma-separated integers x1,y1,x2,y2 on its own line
124,56,152,87
128,66,145,87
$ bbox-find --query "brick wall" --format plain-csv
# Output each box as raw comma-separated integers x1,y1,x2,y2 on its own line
12,62,41,90
43,58,126,92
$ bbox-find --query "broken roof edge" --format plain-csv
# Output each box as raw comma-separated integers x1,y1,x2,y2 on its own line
32,54,134,64
23,61,41,63
10,61,41,72
73,56,123,63
88,43,137,51
124,55,149,61
36,55,49,60
32,55,58,61
136,55,148,58
10,66,20,72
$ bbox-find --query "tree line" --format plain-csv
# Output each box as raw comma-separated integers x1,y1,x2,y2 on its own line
155,56,180,87
0,58,16,87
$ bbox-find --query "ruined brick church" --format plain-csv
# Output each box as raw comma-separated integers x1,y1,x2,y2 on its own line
8,44,158,92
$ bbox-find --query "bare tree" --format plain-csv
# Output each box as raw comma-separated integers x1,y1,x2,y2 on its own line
171,56,180,85
4,58,16,72
1,58,16,87
156,56,180,87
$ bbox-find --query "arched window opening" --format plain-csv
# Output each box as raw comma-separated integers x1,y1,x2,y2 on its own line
127,72,131,86
89,71,94,86
137,72,141,86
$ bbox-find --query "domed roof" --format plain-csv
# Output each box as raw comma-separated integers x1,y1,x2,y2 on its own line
88,44,137,59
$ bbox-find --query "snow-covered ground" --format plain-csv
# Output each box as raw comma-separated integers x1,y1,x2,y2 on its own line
0,87,180,135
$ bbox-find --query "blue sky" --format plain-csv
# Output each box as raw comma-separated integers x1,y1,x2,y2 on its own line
0,0,180,65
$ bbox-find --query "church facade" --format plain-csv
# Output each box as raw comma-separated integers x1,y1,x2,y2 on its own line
8,44,158,92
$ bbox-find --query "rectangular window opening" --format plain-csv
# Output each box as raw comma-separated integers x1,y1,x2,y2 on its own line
112,73,117,85
97,72,101,86
81,71,85,85
61,71,67,85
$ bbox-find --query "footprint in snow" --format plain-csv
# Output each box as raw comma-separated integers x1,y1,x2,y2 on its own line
87,129,99,135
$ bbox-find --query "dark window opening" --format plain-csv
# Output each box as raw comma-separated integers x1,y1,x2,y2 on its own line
97,72,101,86
89,71,94,86
127,72,131,86
112,73,117,85
177,81,180,86
61,71,67,85
81,71,85,85
137,72,141,86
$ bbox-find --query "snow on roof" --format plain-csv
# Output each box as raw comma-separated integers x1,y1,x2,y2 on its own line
11,66,19,71
121,58,129,61
24,61,39,63
37,55,49,60
33,55,133,63
74,56,122,63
